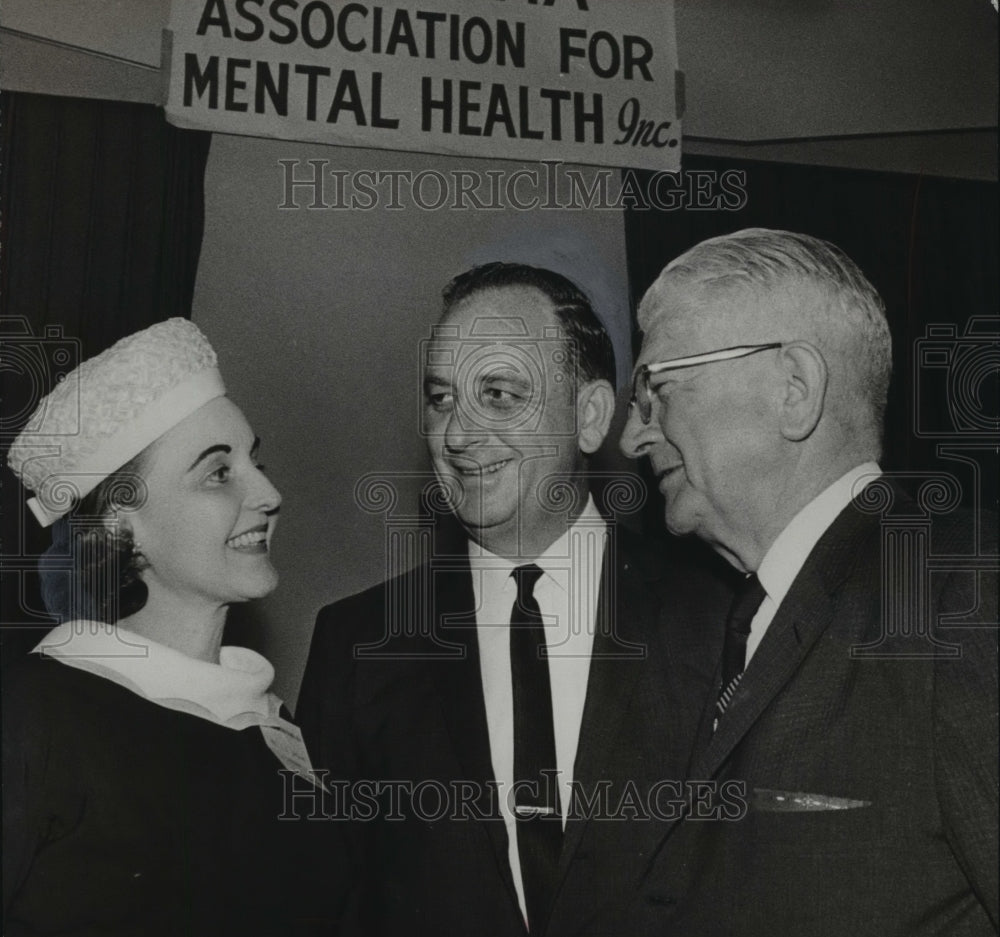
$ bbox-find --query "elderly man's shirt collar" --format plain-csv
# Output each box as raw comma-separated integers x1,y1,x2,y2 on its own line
747,461,881,664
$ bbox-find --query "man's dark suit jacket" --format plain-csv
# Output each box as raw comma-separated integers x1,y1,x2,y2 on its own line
297,525,728,937
631,484,999,936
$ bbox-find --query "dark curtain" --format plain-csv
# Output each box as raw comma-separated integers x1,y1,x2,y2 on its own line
1,90,212,652
624,155,999,540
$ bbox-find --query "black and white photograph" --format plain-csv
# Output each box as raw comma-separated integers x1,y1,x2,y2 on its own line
1,2,997,935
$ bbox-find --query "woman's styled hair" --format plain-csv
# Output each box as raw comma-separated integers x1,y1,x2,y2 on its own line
6,319,226,624
38,452,150,624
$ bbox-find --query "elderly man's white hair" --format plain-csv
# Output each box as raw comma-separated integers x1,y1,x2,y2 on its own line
638,227,893,453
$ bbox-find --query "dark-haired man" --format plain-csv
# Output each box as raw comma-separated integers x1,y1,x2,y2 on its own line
299,263,727,936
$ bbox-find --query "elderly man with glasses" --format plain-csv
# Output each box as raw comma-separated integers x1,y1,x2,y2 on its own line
619,228,998,936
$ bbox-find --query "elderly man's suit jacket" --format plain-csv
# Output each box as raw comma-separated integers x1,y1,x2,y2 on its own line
631,485,999,936
297,526,728,937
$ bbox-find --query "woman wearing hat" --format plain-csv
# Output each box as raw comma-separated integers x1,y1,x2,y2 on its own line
3,319,339,936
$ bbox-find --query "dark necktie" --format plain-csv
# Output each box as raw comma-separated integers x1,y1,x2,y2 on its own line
715,573,767,730
510,564,562,933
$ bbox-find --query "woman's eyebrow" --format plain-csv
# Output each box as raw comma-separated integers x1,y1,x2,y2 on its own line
187,444,231,472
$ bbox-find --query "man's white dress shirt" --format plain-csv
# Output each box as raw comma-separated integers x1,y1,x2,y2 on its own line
470,496,607,923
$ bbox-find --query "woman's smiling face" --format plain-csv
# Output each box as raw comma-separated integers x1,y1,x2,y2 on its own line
125,396,282,610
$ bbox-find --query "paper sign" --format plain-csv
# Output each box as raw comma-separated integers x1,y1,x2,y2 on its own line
163,0,681,171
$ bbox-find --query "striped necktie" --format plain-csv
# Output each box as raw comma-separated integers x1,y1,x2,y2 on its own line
715,573,766,731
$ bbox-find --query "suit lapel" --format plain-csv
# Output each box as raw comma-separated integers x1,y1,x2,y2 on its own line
691,594,837,780
689,494,883,781
670,579,727,778
556,527,664,874
431,563,523,913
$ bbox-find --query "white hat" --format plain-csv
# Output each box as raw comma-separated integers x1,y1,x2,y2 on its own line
7,318,226,526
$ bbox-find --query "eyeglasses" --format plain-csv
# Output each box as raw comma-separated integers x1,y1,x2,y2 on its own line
629,343,783,425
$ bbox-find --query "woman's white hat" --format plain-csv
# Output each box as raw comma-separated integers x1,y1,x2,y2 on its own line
7,318,225,526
